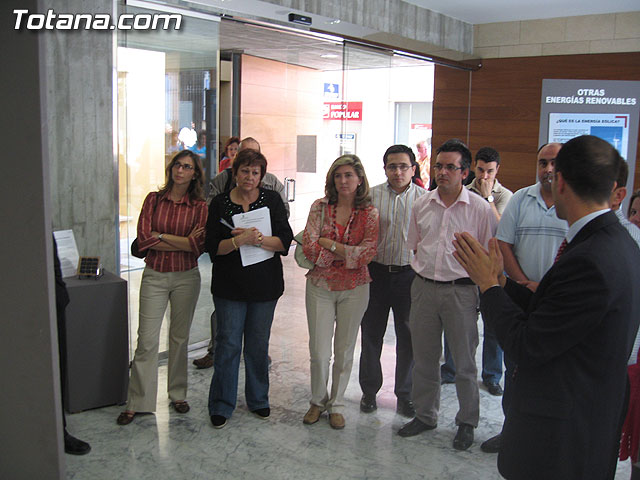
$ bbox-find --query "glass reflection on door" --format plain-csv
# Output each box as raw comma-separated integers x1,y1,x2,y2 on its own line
117,6,219,357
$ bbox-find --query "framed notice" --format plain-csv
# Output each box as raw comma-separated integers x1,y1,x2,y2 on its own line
548,113,629,158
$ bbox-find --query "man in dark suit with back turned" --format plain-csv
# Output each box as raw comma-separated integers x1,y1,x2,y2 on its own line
452,135,640,480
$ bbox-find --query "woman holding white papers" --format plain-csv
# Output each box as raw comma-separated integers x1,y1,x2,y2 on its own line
205,148,293,429
302,154,379,429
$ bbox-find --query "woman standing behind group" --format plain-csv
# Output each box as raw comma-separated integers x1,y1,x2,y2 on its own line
118,150,207,425
302,154,379,429
219,136,240,171
205,148,293,429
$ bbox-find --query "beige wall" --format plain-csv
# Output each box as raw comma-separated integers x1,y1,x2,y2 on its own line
472,11,640,59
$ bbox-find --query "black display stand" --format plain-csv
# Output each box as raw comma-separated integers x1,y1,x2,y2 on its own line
63,271,129,413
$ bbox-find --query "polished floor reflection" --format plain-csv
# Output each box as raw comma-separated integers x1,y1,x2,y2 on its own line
66,253,631,479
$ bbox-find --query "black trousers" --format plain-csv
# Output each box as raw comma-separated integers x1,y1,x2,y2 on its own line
358,262,414,401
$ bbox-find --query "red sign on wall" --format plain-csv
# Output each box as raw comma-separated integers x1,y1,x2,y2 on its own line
323,102,363,121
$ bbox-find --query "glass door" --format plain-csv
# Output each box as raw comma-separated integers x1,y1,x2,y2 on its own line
340,41,435,187
117,2,219,357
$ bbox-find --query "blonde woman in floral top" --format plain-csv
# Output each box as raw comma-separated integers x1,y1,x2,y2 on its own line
302,154,379,430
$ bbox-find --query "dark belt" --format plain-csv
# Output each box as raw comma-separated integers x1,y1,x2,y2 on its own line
416,273,475,286
372,262,413,273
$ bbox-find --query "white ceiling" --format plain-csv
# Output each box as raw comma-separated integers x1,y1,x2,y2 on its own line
405,0,640,24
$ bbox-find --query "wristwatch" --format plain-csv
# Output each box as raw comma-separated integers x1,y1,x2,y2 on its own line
330,241,337,252
486,195,495,203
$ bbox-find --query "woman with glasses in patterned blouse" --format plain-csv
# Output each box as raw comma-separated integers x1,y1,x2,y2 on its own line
302,154,379,430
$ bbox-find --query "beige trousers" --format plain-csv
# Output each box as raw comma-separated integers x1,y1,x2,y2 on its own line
305,280,369,414
126,266,201,412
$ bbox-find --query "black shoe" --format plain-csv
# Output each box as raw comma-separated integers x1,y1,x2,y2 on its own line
480,433,502,453
485,382,503,396
453,423,474,450
441,377,455,385
211,415,227,429
64,431,91,455
398,418,437,437
360,394,377,413
252,408,270,419
396,399,415,418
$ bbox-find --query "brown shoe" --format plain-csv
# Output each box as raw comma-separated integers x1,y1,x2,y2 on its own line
303,405,323,425
193,352,213,369
329,413,345,430
116,411,135,426
170,401,190,414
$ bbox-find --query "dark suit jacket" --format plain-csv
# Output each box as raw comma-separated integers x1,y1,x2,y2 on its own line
481,211,640,480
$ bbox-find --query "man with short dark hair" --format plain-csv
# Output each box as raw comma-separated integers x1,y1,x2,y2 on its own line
398,139,497,452
453,135,640,479
468,147,512,222
358,144,426,418
441,146,513,395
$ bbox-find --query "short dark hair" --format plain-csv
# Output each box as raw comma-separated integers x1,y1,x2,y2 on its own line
629,190,640,218
554,135,621,204
383,144,415,165
616,159,629,189
538,142,563,154
475,147,500,165
232,148,267,182
436,139,472,171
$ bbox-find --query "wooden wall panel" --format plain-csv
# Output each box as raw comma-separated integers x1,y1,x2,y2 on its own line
433,52,640,193
240,55,323,184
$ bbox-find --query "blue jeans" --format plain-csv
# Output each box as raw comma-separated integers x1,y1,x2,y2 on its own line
441,317,503,385
208,297,277,418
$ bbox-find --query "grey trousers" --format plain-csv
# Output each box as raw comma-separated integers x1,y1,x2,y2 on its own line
409,276,480,427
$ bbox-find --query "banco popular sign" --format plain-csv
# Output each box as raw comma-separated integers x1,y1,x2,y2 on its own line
323,102,363,121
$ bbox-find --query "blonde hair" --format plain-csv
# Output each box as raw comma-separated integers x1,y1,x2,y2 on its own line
324,154,370,206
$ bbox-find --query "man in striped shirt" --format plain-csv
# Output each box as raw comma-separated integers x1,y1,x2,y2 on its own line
358,144,426,418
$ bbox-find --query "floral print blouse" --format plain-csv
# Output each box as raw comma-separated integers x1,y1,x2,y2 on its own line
303,197,379,291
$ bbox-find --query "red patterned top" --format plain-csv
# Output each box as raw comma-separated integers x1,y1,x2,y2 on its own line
137,191,208,273
303,197,379,291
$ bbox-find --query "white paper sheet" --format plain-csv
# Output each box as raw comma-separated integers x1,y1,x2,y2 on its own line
53,229,80,277
231,206,274,267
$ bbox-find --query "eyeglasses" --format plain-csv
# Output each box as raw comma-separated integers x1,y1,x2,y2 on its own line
385,164,412,172
173,162,194,171
434,163,463,172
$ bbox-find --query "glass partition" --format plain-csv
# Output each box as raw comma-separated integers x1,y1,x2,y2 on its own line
117,3,219,357
115,7,435,358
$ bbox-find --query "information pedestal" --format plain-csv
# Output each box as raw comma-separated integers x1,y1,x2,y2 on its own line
64,271,129,413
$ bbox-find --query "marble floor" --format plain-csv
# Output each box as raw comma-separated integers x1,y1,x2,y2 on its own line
67,252,632,479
